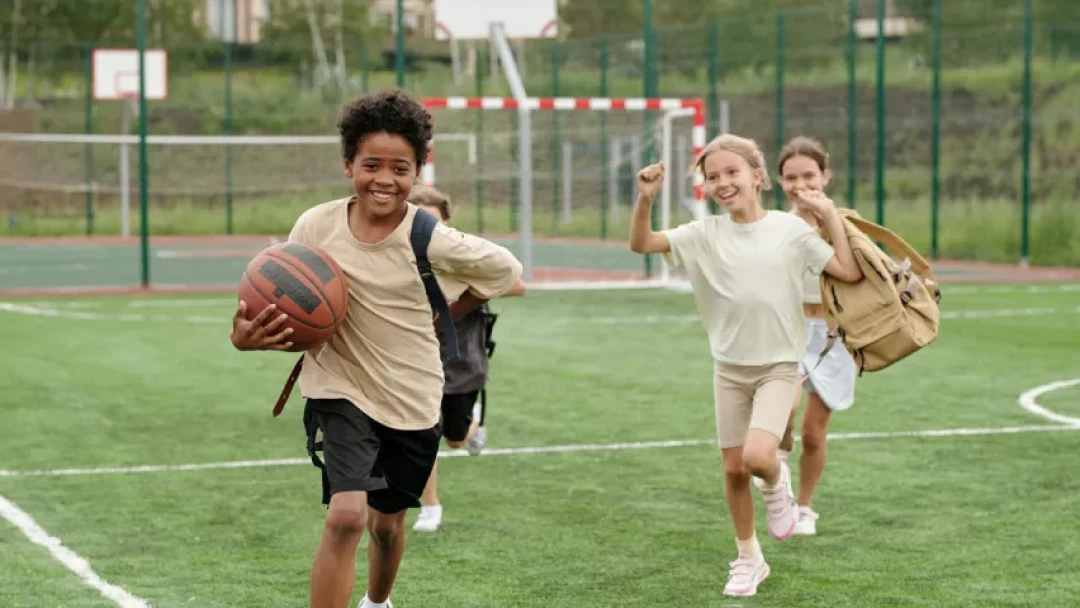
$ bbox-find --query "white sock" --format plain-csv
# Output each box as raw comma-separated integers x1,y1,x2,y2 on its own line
778,449,791,463
735,534,763,561
361,596,389,608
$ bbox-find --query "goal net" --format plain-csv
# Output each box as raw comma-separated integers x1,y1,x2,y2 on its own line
0,97,706,293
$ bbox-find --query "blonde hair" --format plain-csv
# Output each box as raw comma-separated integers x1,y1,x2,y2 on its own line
407,185,452,221
778,136,830,175
692,134,772,191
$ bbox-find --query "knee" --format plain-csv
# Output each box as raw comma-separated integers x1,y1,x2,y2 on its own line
722,456,750,483
324,503,367,540
367,512,405,546
801,424,827,452
740,445,774,477
445,438,466,449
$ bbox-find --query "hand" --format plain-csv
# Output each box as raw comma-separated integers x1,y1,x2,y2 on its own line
230,301,295,351
636,161,665,201
793,188,837,218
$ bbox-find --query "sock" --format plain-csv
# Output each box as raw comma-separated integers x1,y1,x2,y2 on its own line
736,535,763,561
778,449,791,464
361,596,389,608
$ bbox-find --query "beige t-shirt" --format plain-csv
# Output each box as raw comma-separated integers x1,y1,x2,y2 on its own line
663,210,835,365
288,198,523,430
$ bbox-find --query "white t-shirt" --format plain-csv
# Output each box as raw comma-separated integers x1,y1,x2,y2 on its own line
663,210,835,365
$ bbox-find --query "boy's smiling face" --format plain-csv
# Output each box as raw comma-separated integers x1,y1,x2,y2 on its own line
345,131,419,219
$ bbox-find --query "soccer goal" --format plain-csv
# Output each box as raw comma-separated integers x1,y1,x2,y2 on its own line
420,96,708,287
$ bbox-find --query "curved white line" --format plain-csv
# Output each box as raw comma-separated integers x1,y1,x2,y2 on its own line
1019,379,1080,426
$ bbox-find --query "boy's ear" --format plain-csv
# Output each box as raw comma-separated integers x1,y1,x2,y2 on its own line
343,159,353,178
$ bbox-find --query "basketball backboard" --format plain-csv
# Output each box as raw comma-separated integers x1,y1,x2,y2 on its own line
92,48,168,101
433,0,557,41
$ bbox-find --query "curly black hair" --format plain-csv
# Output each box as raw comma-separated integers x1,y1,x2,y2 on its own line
337,89,434,168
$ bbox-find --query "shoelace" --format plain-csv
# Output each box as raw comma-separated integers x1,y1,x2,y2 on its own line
760,484,792,516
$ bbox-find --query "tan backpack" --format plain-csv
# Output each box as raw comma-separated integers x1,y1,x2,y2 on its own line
817,215,942,374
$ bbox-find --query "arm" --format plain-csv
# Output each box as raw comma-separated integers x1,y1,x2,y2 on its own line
628,162,671,254
818,208,863,283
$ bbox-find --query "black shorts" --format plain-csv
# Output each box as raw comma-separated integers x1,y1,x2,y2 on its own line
307,398,441,514
440,390,480,443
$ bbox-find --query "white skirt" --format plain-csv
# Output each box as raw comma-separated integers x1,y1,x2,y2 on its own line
798,318,856,412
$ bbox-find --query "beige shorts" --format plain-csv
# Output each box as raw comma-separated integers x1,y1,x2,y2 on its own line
713,361,800,449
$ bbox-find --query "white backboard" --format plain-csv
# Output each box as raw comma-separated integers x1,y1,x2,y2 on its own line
433,0,557,41
92,48,168,101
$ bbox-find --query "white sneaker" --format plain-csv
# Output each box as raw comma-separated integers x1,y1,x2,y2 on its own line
358,596,392,608
466,403,486,457
793,505,819,536
753,457,795,502
723,555,770,596
412,505,442,532
757,474,798,541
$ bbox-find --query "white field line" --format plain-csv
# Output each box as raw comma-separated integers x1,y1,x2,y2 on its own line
585,306,1080,325
1,424,1077,480
1,301,1078,326
1018,379,1080,426
0,495,150,607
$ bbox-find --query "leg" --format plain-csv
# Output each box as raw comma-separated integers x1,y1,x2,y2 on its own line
419,461,439,507
365,508,408,604
797,392,832,507
744,363,801,541
778,386,803,454
721,446,756,541
306,399,385,608
311,492,368,608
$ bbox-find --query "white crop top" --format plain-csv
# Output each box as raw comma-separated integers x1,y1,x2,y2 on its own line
803,268,822,304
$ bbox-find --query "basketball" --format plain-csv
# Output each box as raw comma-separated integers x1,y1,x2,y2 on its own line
237,242,349,351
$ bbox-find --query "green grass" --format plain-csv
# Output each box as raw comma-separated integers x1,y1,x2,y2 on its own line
1,284,1079,606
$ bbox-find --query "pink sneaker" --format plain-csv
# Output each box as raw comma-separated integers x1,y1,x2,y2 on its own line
723,556,770,596
758,475,798,540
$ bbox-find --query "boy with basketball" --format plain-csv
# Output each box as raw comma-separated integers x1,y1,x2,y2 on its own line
230,89,522,608
629,134,862,597
409,186,526,533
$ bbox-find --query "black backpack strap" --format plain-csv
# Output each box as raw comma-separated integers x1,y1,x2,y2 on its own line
302,401,331,506
410,208,460,362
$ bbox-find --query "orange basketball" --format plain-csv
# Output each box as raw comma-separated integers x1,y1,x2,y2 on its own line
237,242,349,351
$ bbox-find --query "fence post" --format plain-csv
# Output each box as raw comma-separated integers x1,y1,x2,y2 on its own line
550,42,560,232
774,9,786,210
930,0,941,259
136,0,151,287
1020,0,1033,265
599,37,609,239
475,49,484,233
874,0,886,226
643,0,657,277
395,0,405,87
83,43,95,236
223,0,235,235
708,19,720,215
846,0,857,209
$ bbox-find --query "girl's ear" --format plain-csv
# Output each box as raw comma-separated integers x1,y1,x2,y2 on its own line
822,168,832,187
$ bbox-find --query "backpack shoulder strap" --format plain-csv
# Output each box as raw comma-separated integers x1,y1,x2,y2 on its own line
844,216,935,283
410,208,460,362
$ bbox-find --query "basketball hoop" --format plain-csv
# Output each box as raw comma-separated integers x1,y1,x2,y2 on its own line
92,48,168,101
115,71,141,101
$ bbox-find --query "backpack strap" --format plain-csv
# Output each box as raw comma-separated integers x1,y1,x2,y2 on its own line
410,207,460,362
843,216,936,284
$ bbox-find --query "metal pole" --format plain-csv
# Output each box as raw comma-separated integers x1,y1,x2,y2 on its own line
224,0,234,234
847,0,857,208
562,142,573,223
136,0,150,287
475,49,484,233
1020,0,1033,266
643,0,656,277
930,0,942,259
550,42,560,232
83,44,95,236
599,37,609,239
491,22,532,281
775,9,786,209
874,0,886,226
395,0,405,87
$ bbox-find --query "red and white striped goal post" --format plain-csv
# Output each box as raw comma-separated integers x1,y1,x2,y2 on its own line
419,96,707,205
